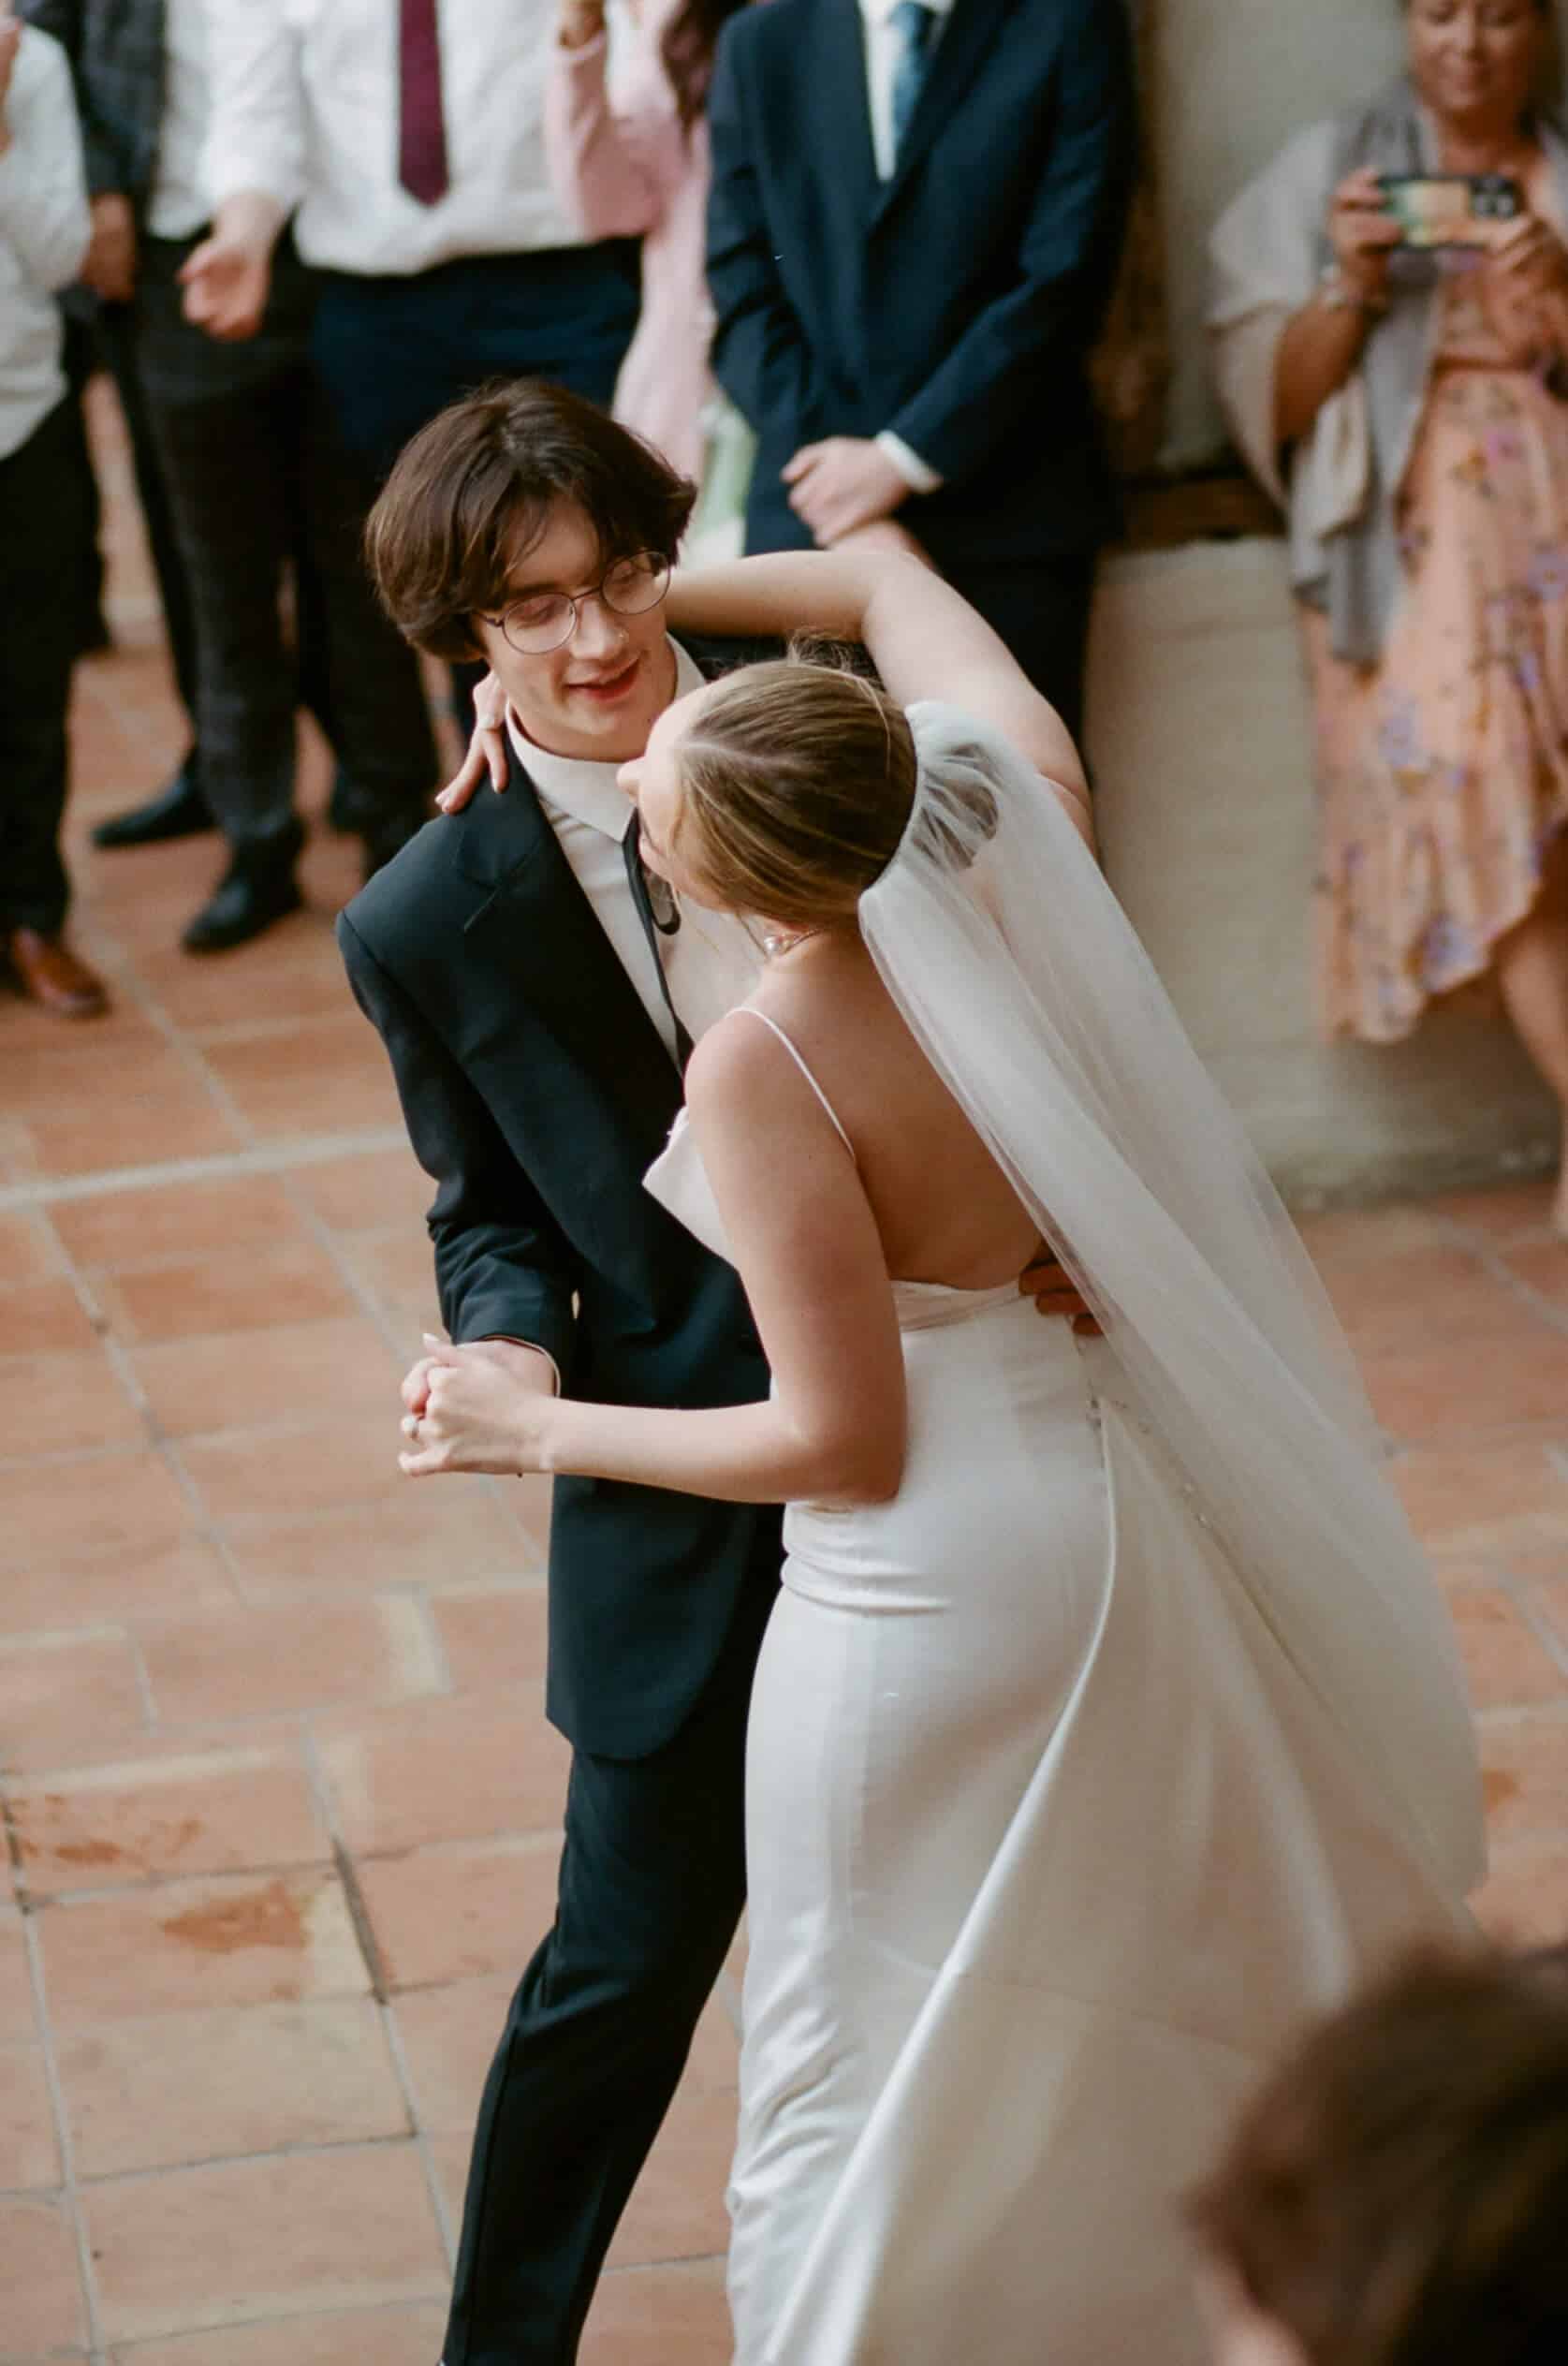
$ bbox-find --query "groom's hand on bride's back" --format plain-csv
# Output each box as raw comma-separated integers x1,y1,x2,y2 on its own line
1021,1241,1100,1336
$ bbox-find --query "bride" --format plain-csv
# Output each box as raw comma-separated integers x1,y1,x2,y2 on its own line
403,551,1483,2364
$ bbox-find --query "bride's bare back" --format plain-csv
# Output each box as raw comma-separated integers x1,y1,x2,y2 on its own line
751,935,1041,1293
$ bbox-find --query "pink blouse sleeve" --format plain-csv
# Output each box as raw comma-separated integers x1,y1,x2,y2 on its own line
545,27,688,242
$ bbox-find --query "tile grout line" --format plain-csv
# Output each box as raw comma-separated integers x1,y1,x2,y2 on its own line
0,1124,412,1216
298,1723,462,2275
18,1910,110,2358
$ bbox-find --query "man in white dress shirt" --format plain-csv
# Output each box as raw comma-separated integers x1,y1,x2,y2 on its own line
28,0,444,951
0,4,107,1016
182,0,639,483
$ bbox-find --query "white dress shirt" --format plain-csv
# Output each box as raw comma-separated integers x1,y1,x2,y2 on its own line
202,0,588,276
497,639,762,1384
0,28,90,461
509,640,762,1063
145,0,212,239
857,0,951,494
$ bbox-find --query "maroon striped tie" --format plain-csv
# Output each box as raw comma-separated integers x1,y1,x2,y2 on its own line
398,0,449,206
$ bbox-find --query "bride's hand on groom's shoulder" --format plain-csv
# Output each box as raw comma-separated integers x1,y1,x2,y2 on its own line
1020,1241,1101,1337
436,674,509,816
400,1336,556,1477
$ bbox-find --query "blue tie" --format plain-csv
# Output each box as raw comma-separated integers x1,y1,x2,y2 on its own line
888,0,937,165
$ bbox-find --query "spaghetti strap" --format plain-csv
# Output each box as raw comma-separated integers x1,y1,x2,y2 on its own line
730,1007,857,1163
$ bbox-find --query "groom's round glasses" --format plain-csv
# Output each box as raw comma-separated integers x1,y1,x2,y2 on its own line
478,552,672,656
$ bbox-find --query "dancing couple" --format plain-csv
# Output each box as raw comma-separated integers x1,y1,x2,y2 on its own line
340,380,1483,2366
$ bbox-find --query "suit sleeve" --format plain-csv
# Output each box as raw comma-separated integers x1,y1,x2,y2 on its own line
338,913,580,1376
885,0,1136,486
704,22,828,453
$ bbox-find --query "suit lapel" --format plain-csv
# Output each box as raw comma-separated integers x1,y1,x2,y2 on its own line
813,0,880,229
457,739,683,1162
869,0,1019,230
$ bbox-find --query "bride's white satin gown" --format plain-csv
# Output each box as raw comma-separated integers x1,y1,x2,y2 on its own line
645,1011,1468,2366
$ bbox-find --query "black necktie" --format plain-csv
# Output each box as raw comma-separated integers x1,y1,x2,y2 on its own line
623,817,694,1069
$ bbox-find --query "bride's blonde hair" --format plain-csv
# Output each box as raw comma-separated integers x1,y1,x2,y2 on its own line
670,655,918,930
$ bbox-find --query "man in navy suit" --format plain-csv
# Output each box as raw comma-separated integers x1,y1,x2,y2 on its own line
706,0,1135,738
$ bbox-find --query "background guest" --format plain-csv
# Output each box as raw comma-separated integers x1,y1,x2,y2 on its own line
1209,0,1568,1232
705,0,1136,736
1188,1944,1568,2366
184,0,639,484
31,0,438,953
546,0,749,482
24,0,209,850
0,3,106,1017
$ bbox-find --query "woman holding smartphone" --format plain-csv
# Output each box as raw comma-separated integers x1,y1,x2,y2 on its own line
1209,1,1568,1230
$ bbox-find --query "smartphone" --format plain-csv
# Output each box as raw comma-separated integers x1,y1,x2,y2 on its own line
1378,172,1523,248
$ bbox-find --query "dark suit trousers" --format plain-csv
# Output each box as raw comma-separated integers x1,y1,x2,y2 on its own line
135,236,436,852
309,242,639,485
936,553,1097,745
443,1575,772,2366
0,399,92,935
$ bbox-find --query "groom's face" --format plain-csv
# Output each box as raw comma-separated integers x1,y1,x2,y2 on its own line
472,498,677,764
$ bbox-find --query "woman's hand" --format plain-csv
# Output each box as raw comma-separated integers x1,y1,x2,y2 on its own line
436,673,509,815
1478,210,1568,366
1326,165,1400,305
400,1337,557,1477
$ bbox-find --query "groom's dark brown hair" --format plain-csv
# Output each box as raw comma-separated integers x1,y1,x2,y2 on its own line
365,378,696,663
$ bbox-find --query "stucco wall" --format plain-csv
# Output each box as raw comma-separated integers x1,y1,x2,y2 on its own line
1085,540,1559,1206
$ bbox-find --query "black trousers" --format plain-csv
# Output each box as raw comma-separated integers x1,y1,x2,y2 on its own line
443,1576,774,2366
0,400,92,936
136,236,436,852
944,552,1098,744
64,303,200,735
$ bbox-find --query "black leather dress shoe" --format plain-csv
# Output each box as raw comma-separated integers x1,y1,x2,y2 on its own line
93,760,213,849
182,839,304,954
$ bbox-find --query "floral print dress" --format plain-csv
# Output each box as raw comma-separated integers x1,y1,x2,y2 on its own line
1305,214,1568,1042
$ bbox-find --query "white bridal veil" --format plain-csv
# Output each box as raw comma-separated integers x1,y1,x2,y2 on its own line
858,704,1484,1898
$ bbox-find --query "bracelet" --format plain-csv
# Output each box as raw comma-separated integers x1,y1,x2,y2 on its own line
1318,264,1388,319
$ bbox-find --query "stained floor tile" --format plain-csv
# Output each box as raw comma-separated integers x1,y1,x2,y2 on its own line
8,1742,328,1897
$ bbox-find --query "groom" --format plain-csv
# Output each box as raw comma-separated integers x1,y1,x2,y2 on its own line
342,377,1086,2363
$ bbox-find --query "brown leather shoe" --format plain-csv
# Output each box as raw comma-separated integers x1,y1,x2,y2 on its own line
7,928,110,1019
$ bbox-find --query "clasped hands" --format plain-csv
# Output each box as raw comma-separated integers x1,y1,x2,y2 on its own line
399,1257,1097,1481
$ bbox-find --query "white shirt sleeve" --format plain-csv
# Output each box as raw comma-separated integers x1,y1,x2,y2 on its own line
0,30,90,295
875,428,944,494
201,0,308,213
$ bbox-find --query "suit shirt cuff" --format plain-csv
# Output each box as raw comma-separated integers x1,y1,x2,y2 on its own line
480,1336,563,1397
875,430,943,496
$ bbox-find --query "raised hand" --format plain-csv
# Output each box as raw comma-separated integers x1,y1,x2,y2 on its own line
1326,164,1401,305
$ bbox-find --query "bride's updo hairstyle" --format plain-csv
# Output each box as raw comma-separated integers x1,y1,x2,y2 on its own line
670,656,918,931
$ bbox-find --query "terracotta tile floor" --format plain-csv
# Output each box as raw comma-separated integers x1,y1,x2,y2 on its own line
5,396,1568,2362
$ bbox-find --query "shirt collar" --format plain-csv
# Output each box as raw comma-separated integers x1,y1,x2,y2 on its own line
859,0,956,30
506,639,707,839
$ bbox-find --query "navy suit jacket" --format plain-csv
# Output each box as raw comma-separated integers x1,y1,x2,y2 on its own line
707,0,1135,566
338,641,784,1763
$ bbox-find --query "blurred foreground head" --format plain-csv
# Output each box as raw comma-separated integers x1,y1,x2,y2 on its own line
1189,1943,1568,2366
